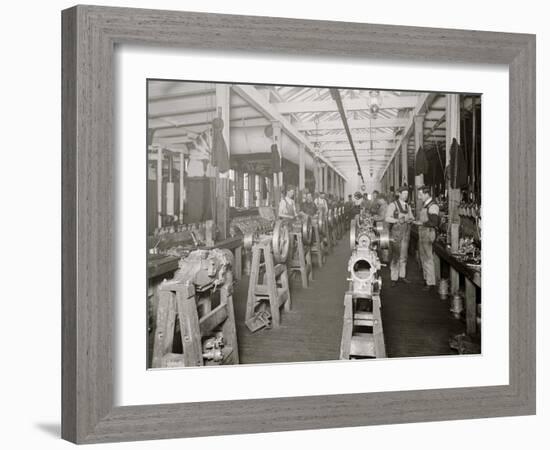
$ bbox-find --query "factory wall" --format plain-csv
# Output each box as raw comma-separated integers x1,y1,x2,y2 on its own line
341,167,382,199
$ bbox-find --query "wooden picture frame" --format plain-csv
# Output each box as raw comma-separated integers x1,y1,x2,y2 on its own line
62,5,536,444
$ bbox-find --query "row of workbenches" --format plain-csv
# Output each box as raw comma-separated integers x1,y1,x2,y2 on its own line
410,228,481,337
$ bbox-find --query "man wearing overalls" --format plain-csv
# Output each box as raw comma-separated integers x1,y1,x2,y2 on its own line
385,186,414,287
414,186,440,292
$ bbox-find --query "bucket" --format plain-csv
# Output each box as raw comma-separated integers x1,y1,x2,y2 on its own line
450,293,464,320
438,278,449,300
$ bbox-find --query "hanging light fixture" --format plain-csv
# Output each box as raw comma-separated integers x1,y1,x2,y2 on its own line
368,90,382,118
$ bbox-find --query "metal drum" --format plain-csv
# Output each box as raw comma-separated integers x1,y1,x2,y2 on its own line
317,211,326,234
299,213,313,246
272,220,290,263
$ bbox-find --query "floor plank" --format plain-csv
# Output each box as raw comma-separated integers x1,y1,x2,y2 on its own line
233,238,471,364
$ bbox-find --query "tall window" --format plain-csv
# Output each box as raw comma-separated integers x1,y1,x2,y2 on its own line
243,173,249,208
255,175,261,207
229,169,235,207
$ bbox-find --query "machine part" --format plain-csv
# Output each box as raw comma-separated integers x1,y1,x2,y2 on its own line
202,333,225,361
243,231,257,250
172,248,233,291
349,218,357,250
299,214,313,246
348,250,382,294
272,220,290,263
377,227,391,250
245,310,272,333
315,212,326,234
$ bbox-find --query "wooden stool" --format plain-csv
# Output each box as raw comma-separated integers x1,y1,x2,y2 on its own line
288,230,313,288
152,276,238,368
340,292,386,359
245,240,291,328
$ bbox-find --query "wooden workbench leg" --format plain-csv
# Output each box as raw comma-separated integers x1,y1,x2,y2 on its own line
306,249,313,282
152,289,176,368
265,248,281,328
245,247,260,322
176,283,204,367
221,277,239,364
297,235,308,288
340,292,353,359
465,277,477,336
450,267,460,295
434,254,441,285
234,246,242,281
372,295,386,358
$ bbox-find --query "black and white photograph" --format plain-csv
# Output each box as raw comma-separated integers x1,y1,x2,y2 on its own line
146,80,482,368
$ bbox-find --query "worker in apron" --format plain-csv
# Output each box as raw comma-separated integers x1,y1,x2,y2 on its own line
301,192,318,217
385,186,414,287
278,185,297,219
414,186,440,292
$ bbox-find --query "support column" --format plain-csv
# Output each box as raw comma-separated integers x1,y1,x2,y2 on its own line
401,137,408,186
299,143,305,192
446,93,461,255
323,165,328,194
179,153,185,222
272,122,283,206
313,159,320,193
394,156,399,189
156,146,163,229
215,84,231,160
414,114,425,217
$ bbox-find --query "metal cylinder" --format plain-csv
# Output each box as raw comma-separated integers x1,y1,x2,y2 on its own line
438,278,449,300
450,292,464,319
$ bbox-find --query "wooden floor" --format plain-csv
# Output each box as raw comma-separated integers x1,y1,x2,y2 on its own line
233,236,466,364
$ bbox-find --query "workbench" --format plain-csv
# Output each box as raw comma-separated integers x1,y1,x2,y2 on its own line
410,228,481,336
147,236,244,281
146,236,243,367
432,240,481,336
202,236,243,281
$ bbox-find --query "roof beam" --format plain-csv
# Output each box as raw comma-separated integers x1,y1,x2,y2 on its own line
381,93,437,177
148,87,215,103
232,84,348,180
320,143,394,151
308,134,396,143
330,88,364,183
275,96,418,114
296,118,408,131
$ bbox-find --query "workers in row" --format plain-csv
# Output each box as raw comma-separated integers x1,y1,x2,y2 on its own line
352,185,439,292
277,186,344,220
278,184,439,292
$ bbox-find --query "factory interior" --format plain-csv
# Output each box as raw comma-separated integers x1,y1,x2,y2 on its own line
147,81,482,368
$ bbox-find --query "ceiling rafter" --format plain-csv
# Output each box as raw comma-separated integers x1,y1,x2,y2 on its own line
232,84,348,180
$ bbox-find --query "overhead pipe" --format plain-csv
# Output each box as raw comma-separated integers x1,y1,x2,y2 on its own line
330,89,365,184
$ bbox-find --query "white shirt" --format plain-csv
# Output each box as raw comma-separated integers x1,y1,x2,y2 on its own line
278,197,297,218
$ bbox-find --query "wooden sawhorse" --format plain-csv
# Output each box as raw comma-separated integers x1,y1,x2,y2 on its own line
245,240,291,328
152,276,238,368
